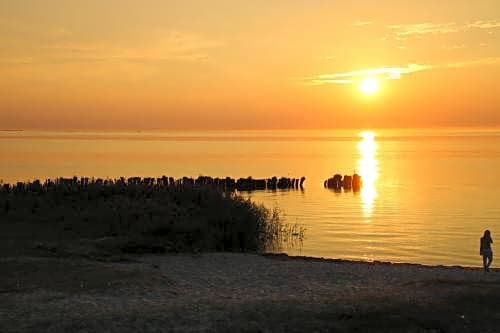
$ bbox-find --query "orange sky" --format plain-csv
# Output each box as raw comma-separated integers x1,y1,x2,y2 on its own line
1,0,499,130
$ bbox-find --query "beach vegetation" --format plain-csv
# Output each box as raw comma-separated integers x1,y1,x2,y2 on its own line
0,177,304,255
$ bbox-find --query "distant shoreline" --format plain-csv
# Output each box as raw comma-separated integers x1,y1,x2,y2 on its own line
2,126,500,132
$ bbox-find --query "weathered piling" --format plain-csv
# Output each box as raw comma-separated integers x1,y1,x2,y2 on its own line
352,174,362,192
324,174,343,191
324,173,362,192
343,175,352,190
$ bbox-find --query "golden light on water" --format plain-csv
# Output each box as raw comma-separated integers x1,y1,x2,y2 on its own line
357,131,379,217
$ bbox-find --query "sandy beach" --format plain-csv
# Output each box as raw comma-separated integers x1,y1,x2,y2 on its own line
1,250,499,332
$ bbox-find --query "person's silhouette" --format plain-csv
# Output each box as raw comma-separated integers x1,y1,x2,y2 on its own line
480,230,493,272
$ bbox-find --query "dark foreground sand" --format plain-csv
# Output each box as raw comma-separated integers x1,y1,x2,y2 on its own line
1,251,499,333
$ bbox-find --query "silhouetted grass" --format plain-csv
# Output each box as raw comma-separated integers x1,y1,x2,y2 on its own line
0,178,304,254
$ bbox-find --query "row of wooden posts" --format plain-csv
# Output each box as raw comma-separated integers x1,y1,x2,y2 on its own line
0,176,306,193
1,174,363,193
324,174,362,192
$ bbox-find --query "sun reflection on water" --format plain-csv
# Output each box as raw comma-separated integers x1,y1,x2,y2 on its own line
357,131,379,218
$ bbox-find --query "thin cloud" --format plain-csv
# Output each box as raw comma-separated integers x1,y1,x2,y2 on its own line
442,44,466,50
467,20,500,29
0,30,222,65
304,57,500,86
319,55,336,62
0,57,38,65
386,19,500,40
0,17,72,38
445,57,500,69
305,64,432,85
387,23,459,39
352,21,373,27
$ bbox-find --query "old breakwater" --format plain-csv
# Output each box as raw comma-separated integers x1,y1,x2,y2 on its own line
0,175,306,194
324,173,362,192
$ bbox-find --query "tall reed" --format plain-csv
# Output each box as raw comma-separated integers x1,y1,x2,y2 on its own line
0,177,304,253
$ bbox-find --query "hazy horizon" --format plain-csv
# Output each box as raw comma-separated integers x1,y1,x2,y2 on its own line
3,125,500,134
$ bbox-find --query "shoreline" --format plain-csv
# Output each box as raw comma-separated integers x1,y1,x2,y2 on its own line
261,252,495,271
2,251,499,332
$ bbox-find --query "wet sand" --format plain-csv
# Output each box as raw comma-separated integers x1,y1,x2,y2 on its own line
1,251,499,332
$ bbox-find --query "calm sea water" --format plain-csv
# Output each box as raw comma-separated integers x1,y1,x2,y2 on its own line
1,129,499,267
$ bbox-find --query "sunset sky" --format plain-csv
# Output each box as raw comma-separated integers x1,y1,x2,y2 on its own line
1,0,499,130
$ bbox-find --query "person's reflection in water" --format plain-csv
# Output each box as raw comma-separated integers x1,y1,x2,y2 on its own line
480,230,493,273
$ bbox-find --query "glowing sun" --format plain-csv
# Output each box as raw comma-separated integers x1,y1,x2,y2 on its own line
359,77,380,95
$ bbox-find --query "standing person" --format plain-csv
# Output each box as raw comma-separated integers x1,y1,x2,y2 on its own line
480,230,493,273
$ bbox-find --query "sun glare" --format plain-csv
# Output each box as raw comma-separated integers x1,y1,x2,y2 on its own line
359,77,380,95
357,131,379,218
